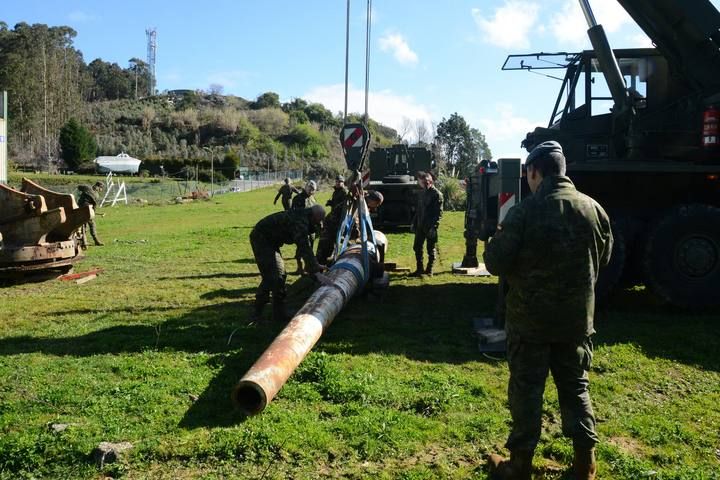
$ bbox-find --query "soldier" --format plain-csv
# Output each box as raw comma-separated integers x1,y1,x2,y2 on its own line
317,184,384,264
77,181,105,246
483,141,613,480
249,204,327,322
291,180,318,273
411,171,443,276
316,175,348,264
274,177,301,211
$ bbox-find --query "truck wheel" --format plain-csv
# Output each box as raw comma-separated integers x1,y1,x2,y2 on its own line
596,218,626,306
643,204,720,308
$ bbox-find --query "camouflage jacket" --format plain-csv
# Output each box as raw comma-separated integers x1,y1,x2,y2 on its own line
413,186,443,232
326,186,349,221
252,208,321,272
483,176,613,343
291,190,316,210
77,185,99,207
275,184,300,203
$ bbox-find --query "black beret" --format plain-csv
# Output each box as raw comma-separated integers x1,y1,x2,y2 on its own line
526,140,564,167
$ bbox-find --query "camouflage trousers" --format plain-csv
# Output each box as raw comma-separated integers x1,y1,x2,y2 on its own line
250,230,287,305
295,234,315,261
413,227,438,264
84,219,101,244
316,216,341,264
506,337,598,452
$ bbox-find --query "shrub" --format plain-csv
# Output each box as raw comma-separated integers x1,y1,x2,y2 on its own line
437,174,467,211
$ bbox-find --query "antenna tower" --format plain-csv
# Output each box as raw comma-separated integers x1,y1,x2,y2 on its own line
145,28,157,96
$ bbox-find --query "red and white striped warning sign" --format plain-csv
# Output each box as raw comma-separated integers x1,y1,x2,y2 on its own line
343,126,365,149
361,170,371,188
498,192,516,222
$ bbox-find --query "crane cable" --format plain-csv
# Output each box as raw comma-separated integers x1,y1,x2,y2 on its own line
343,0,372,126
336,0,376,281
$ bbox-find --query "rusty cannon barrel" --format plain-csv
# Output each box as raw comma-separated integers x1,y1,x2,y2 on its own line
232,231,387,416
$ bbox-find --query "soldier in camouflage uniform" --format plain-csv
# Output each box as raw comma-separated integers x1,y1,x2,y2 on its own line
249,204,326,322
316,175,348,264
291,180,318,273
411,172,443,276
274,178,301,211
483,141,613,480
77,181,104,246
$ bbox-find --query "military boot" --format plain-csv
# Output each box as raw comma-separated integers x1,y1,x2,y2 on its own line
248,302,265,323
410,258,424,277
487,450,533,480
573,448,597,480
424,260,434,277
272,301,294,323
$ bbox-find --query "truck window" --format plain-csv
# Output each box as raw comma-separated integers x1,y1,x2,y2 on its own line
590,59,614,117
620,58,648,109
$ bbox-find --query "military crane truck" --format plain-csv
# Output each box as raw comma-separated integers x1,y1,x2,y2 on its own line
368,144,434,228
470,0,720,308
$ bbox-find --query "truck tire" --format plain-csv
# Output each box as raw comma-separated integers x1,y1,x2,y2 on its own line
595,218,626,306
643,204,720,309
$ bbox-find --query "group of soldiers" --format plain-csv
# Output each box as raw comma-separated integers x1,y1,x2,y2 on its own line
251,175,389,322
251,141,611,480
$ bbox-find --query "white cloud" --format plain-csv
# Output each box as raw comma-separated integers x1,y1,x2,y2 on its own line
472,1,540,49
550,0,632,47
477,103,542,159
304,84,433,140
379,33,419,66
67,11,95,23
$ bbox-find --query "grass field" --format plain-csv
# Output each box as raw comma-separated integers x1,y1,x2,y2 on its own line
1,187,719,479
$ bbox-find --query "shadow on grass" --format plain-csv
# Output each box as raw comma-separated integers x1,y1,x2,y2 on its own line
595,287,720,371
160,272,260,280
1,276,718,429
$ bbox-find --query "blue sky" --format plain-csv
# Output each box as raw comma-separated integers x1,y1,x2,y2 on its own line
5,0,720,159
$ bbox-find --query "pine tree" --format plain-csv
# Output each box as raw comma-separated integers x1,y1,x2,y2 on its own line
59,118,96,169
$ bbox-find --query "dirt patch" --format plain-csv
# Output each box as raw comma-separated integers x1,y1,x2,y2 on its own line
608,436,645,456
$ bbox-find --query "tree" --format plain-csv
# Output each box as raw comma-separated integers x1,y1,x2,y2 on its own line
415,119,432,145
398,117,413,142
209,83,224,95
128,57,149,99
252,91,280,110
470,127,492,161
59,118,96,169
435,113,485,178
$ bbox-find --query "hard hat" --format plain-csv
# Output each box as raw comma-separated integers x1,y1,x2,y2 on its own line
526,140,564,167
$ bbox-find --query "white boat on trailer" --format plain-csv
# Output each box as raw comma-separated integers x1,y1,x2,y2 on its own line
94,152,142,174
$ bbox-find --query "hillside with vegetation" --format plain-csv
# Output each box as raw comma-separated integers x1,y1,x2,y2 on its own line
0,20,495,202
0,22,399,181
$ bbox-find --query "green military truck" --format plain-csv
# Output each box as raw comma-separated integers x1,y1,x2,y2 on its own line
367,144,434,228
467,0,720,308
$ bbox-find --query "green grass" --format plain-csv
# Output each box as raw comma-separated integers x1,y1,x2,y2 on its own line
1,188,719,479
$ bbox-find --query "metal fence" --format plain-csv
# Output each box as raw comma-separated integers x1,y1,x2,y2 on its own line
23,169,304,205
